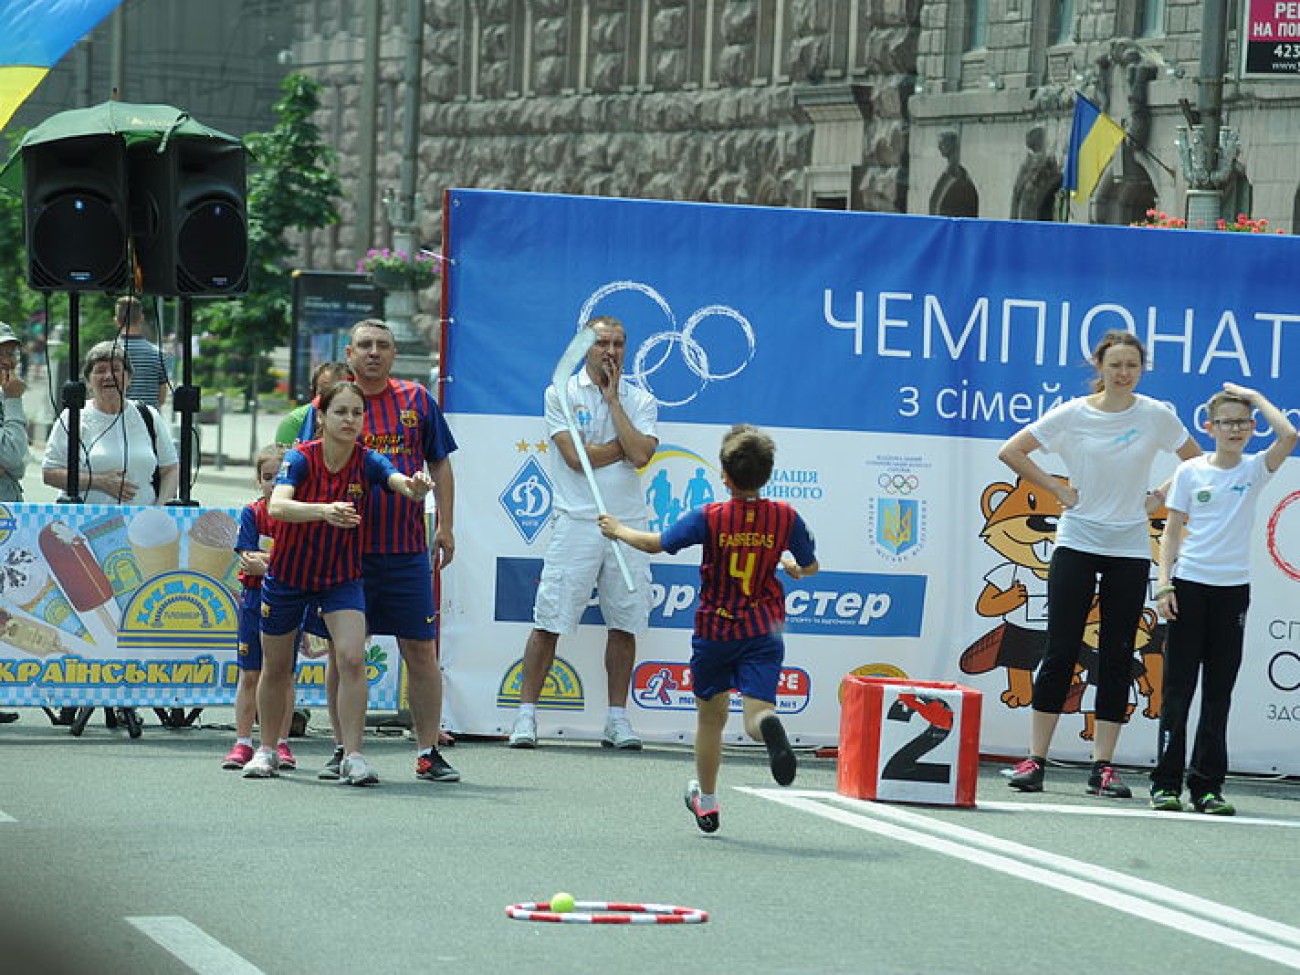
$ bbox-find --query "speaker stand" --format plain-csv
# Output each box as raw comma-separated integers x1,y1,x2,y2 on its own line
55,292,86,505
167,296,199,507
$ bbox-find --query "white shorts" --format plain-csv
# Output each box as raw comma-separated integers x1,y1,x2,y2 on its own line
533,512,653,635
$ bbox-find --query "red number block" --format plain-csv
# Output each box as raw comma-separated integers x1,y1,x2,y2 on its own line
837,676,982,807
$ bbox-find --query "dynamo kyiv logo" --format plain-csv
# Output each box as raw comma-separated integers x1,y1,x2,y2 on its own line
500,456,553,544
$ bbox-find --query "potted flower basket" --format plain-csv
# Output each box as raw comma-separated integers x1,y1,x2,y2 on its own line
357,248,440,290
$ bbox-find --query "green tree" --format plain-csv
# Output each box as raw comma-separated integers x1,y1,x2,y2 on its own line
194,73,340,396
0,130,39,336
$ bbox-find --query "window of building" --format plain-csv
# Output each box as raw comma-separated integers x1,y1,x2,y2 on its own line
752,0,777,83
1137,0,1165,37
1049,0,1075,45
964,0,989,51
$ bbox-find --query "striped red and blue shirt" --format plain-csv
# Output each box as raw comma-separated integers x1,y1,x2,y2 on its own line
661,498,815,641
299,379,456,554
235,497,274,591
268,440,399,590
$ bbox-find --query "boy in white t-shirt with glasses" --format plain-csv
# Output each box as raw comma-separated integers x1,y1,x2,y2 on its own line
1150,383,1297,815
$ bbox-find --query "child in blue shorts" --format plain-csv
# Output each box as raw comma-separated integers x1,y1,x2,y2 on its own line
600,424,818,833
223,444,297,771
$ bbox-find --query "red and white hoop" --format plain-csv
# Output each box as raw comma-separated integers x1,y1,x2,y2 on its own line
505,899,709,924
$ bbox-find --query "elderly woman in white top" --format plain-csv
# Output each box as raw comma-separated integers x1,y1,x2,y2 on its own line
43,340,179,504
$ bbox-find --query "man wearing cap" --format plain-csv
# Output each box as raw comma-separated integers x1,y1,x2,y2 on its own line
0,322,28,503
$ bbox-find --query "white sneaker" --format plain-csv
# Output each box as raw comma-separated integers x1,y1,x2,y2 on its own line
508,712,537,749
602,714,643,751
339,754,379,787
242,747,279,779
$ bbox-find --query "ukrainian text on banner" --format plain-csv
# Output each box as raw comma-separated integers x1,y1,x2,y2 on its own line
439,189,1300,774
0,502,399,708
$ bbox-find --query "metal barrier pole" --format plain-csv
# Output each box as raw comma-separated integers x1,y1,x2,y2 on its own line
215,392,225,471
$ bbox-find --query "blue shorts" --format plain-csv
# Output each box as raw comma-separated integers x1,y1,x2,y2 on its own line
361,551,437,640
240,587,307,668
261,577,365,637
690,633,785,703
237,587,266,671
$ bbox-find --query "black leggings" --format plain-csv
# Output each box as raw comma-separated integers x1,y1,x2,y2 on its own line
1032,546,1149,722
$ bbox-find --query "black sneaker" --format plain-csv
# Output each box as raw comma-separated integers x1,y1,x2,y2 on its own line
416,748,461,782
1192,792,1236,816
1007,757,1045,792
759,715,797,786
318,746,345,781
1087,764,1133,799
1149,789,1183,811
683,779,720,833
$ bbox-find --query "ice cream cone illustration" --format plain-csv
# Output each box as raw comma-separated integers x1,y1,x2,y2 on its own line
39,522,119,641
127,508,181,581
187,510,239,591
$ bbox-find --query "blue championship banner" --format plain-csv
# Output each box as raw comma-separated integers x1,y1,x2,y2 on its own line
0,503,399,709
439,189,1300,772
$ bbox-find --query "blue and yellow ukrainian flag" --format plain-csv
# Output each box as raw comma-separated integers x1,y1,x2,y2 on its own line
1062,93,1126,202
0,0,122,131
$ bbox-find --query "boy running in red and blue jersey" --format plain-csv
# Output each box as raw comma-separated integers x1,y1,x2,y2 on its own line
599,424,818,833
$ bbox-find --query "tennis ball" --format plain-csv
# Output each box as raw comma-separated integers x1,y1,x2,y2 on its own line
551,892,575,913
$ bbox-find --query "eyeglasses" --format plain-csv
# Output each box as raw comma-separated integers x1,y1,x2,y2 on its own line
1212,418,1253,431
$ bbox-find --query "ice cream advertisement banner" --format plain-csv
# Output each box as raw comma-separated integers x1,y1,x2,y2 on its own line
439,189,1300,774
0,503,400,708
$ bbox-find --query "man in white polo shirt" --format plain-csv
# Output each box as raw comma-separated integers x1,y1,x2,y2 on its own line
509,316,659,750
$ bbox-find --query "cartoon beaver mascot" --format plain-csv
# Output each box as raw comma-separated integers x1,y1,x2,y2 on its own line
960,474,1068,708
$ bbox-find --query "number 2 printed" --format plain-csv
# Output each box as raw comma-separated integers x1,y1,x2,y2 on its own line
880,694,953,784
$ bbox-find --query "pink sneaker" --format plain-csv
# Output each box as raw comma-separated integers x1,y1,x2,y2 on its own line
222,743,254,770
276,742,297,770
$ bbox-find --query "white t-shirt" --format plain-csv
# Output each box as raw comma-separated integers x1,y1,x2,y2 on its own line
43,402,178,506
1029,394,1188,558
983,561,1050,628
545,370,658,520
1166,451,1272,586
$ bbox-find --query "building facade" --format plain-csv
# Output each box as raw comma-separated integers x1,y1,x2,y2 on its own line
912,0,1300,231
295,0,1300,297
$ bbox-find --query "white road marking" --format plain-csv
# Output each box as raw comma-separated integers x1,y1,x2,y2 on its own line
743,788,1300,971
126,917,264,975
975,799,1300,828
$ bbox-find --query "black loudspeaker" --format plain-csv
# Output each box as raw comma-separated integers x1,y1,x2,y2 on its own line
23,135,131,292
129,139,249,295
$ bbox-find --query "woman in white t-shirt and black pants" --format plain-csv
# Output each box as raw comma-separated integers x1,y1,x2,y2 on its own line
997,330,1201,798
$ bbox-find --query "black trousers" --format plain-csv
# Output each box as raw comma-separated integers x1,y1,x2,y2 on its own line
1151,578,1249,796
1032,546,1149,722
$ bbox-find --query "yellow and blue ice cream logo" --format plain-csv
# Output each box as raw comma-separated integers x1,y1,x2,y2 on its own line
0,504,15,546
496,656,585,710
119,570,238,653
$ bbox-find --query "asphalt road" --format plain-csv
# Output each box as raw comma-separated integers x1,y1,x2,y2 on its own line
3,711,1300,975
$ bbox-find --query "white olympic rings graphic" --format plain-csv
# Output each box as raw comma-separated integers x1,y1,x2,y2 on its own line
576,281,756,408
